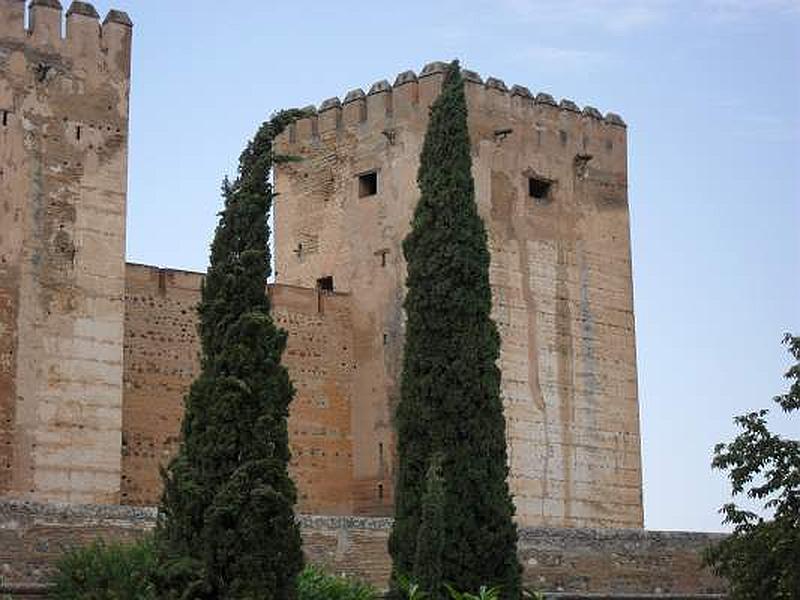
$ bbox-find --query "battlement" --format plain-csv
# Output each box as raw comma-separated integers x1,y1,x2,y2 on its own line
0,0,132,504
0,0,132,78
280,61,626,148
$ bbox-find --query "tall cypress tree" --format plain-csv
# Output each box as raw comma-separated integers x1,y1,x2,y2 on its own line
157,110,306,600
389,61,521,599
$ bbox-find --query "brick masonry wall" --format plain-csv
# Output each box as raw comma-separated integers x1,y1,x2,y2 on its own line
0,501,726,596
122,264,362,514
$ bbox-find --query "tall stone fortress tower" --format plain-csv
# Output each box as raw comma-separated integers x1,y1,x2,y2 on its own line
0,0,132,503
274,63,643,528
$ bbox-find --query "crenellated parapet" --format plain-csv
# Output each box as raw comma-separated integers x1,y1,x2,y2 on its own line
0,0,132,79
0,0,133,504
281,60,626,149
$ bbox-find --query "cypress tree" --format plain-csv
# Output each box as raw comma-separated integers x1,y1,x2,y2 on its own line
413,454,446,599
157,110,307,599
389,61,522,598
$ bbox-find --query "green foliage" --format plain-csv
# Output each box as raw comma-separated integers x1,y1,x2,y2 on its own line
399,579,518,600
396,575,428,600
705,334,800,600
521,590,545,600
49,537,158,600
296,566,378,600
388,60,521,599
414,454,447,600
445,584,502,600
156,110,308,599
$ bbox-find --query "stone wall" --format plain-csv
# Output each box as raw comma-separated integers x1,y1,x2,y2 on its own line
122,264,365,515
0,501,726,596
274,62,642,528
2,4,645,525
0,1,132,503
121,264,203,505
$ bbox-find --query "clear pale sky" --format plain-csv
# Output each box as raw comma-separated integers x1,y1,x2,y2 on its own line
90,0,798,532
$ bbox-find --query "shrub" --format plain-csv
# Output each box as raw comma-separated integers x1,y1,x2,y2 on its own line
49,537,158,600
297,566,378,600
444,584,502,600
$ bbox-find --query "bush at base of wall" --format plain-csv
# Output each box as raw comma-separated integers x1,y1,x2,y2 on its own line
48,541,380,600
49,537,159,600
298,566,379,600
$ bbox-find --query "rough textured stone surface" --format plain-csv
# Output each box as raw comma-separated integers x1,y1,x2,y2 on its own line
274,68,641,528
0,501,726,596
122,265,366,515
0,0,132,504
2,0,640,531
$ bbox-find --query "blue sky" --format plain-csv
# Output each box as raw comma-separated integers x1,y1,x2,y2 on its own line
90,0,797,531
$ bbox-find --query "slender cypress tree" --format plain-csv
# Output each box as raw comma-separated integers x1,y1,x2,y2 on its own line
389,61,522,598
157,110,306,600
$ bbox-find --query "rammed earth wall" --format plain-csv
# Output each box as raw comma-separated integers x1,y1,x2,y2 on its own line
0,501,726,596
121,266,362,515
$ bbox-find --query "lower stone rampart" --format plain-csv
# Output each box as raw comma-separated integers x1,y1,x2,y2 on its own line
0,501,725,597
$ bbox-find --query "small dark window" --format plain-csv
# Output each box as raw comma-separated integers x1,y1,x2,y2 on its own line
2,111,8,127
317,276,334,293
377,483,384,500
76,125,82,141
528,177,551,202
358,171,378,197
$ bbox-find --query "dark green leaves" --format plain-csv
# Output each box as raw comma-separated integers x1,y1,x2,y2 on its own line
157,112,304,599
706,334,800,600
389,61,521,600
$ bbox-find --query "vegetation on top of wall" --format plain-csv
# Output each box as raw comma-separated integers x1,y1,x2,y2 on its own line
388,60,521,600
49,537,159,600
705,333,800,599
155,109,308,599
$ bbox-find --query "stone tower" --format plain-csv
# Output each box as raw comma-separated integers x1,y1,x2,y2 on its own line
274,62,643,528
0,0,132,503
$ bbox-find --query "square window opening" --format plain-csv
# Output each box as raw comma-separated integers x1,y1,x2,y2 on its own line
317,276,334,293
359,171,378,197
528,177,552,202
